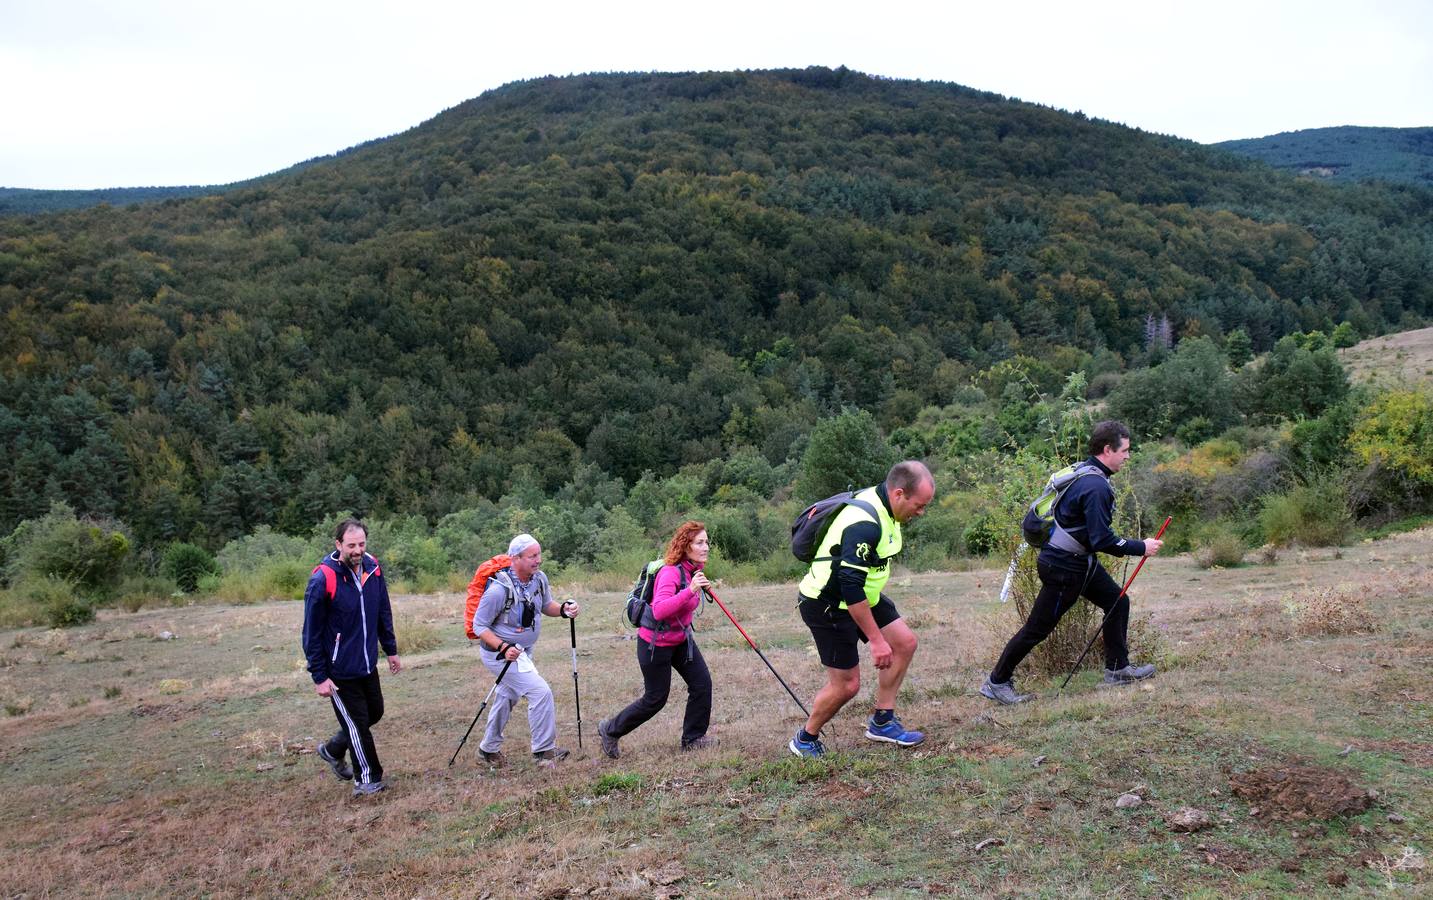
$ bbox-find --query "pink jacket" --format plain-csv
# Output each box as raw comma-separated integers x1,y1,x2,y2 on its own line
638,559,703,647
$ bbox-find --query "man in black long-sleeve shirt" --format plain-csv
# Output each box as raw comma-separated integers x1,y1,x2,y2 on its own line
981,420,1164,704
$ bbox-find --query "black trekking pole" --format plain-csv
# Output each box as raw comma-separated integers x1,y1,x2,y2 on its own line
568,611,583,750
1059,516,1171,691
449,657,514,766
703,587,810,718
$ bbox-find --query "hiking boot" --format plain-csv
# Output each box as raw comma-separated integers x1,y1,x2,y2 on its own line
316,743,353,782
351,780,386,798
789,731,826,758
478,748,503,767
1102,663,1157,685
865,715,925,747
979,676,1032,705
681,735,718,751
533,747,570,767
598,718,620,760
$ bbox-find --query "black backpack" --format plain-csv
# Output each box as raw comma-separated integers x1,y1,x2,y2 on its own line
790,491,879,563
623,559,687,632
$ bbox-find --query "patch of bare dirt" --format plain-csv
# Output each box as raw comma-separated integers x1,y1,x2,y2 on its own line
1230,765,1376,822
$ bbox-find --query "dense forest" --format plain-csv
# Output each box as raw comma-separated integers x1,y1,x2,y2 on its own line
2,67,1432,565
0,186,222,217
1217,126,1433,186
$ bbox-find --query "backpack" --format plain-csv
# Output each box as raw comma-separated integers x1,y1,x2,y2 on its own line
624,559,687,633
1020,463,1105,550
790,491,879,563
464,555,512,640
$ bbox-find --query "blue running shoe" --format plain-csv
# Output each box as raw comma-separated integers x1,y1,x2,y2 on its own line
865,715,925,747
788,731,826,758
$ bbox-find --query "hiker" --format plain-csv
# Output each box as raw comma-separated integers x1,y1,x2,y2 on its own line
980,420,1164,704
472,533,579,767
789,461,935,758
598,521,716,758
302,518,401,797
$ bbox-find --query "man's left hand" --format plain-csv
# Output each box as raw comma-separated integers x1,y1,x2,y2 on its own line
388,655,402,674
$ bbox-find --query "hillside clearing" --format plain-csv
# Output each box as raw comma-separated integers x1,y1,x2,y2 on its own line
2,531,1430,896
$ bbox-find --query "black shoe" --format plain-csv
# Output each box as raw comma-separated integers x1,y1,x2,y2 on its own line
478,748,503,767
317,744,353,781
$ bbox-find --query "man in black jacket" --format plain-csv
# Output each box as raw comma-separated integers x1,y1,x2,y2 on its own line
980,421,1163,704
302,518,402,795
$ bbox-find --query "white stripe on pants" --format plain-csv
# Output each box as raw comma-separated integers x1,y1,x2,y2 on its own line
478,652,557,754
330,692,373,784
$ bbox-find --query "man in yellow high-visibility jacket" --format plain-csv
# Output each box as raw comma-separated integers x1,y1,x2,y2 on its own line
789,461,934,758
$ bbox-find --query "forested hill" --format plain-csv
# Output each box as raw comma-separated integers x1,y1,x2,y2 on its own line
0,186,224,217
2,67,1431,549
1216,126,1433,186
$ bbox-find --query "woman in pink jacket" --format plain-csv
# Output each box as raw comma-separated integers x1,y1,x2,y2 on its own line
598,521,715,757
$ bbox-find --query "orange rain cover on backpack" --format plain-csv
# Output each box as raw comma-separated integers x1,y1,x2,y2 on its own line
464,555,511,640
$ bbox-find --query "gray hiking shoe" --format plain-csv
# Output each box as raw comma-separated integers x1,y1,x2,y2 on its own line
598,718,620,760
478,748,503,767
533,747,570,767
317,743,353,781
351,779,386,798
979,676,1032,705
682,735,718,751
1103,663,1157,685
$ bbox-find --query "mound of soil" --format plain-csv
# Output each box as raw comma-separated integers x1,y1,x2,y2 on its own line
1230,765,1375,822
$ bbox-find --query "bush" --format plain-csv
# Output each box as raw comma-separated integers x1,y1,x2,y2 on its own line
1287,585,1376,636
216,526,316,574
1259,482,1353,547
1,504,130,600
795,409,894,502
160,543,220,593
1192,523,1247,569
20,577,95,628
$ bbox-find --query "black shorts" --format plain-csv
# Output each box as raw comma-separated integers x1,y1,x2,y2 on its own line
798,594,901,670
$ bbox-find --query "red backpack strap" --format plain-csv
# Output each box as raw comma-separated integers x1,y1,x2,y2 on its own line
312,564,336,601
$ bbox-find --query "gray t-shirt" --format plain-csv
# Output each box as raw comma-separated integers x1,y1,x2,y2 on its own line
474,569,551,652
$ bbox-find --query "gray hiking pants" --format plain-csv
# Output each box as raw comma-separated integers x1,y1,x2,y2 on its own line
477,650,557,755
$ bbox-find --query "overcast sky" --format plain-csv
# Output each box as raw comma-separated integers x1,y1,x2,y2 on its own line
3,0,1430,189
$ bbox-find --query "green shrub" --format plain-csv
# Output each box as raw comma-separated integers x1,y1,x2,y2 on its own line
795,409,894,502
17,577,96,628
1,504,130,599
1259,482,1353,547
160,542,220,593
1192,523,1247,569
215,526,317,573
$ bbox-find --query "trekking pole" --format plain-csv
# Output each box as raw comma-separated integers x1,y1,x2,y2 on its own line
703,587,810,718
449,657,514,766
568,611,583,750
1059,516,1172,691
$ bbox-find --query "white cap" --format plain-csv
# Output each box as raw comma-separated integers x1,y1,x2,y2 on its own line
507,533,538,557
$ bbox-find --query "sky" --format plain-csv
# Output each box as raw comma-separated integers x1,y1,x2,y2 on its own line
3,0,1431,190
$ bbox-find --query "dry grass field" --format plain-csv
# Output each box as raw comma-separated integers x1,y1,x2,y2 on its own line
2,529,1431,896
1339,325,1433,386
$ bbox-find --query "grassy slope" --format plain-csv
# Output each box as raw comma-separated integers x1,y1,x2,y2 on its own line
1,529,1429,896
1339,325,1433,387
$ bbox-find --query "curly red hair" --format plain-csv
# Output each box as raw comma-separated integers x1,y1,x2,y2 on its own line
664,520,708,566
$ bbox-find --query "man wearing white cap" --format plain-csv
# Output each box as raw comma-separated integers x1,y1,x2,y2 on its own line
472,534,580,766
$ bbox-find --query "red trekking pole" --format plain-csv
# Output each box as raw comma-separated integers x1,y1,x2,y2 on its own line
703,587,810,718
1059,516,1171,690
